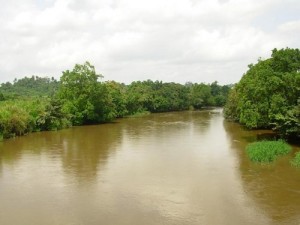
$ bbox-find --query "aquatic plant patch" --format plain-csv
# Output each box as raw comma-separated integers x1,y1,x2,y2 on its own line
291,152,300,167
246,140,291,163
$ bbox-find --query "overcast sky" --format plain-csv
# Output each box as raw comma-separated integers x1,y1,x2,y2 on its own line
0,0,299,84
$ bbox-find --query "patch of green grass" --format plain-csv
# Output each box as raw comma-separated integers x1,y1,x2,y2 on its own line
291,152,300,167
126,111,151,118
246,140,291,163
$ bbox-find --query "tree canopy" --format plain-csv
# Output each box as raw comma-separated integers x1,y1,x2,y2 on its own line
0,61,230,140
57,61,116,124
0,76,59,99
224,48,300,139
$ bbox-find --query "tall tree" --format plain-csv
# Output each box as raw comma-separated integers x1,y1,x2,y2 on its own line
58,62,114,125
224,48,300,139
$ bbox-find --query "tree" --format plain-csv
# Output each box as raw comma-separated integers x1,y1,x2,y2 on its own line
36,98,71,131
104,81,128,117
126,81,154,114
58,62,114,125
0,76,59,98
224,48,300,139
189,83,212,109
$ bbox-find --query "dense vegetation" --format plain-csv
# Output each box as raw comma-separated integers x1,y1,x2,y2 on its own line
224,48,300,140
0,62,230,140
0,98,70,139
0,76,59,99
246,140,291,163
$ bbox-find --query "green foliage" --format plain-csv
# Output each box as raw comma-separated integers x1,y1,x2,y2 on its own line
125,80,189,114
189,81,230,109
0,76,59,98
0,61,231,140
189,83,211,109
273,99,300,139
223,87,239,121
290,152,300,167
36,98,71,131
0,92,5,101
125,80,230,114
224,48,300,139
125,81,151,114
0,102,30,138
58,61,115,125
104,81,128,118
0,98,71,139
246,140,291,163
127,111,151,118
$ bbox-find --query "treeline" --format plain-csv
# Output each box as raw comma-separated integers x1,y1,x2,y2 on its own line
224,48,300,140
0,76,59,99
0,62,230,140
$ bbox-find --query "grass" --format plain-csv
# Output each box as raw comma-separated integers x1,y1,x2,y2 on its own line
246,140,291,163
291,152,300,167
126,111,151,118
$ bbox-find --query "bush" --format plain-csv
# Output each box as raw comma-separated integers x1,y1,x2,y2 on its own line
0,102,30,138
0,98,71,139
246,140,292,163
291,152,300,167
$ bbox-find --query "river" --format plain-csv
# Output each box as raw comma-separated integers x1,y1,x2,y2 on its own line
0,110,299,225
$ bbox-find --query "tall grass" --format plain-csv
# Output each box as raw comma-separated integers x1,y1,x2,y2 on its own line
246,140,291,163
291,152,300,167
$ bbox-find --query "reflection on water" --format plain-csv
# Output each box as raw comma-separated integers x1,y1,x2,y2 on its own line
0,110,299,225
223,121,300,225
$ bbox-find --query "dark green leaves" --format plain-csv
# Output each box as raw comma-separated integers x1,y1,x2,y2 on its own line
224,48,300,139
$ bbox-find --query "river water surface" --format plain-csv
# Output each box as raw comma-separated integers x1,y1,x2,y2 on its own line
0,110,299,225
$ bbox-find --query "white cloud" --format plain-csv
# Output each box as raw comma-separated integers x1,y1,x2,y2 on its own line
0,0,299,84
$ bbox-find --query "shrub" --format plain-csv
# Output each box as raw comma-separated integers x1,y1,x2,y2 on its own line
0,102,30,138
0,98,71,139
246,140,292,163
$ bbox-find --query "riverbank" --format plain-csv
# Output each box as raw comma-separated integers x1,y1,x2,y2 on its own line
0,106,222,141
1,110,299,224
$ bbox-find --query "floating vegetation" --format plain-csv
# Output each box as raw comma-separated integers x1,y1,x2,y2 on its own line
291,152,300,167
246,140,291,163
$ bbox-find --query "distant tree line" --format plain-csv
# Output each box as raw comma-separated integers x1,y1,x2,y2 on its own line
0,62,230,139
224,48,300,140
0,76,59,99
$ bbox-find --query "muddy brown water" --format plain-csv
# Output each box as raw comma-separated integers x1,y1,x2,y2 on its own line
0,109,299,225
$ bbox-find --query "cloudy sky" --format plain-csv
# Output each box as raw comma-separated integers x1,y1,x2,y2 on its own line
0,0,299,84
